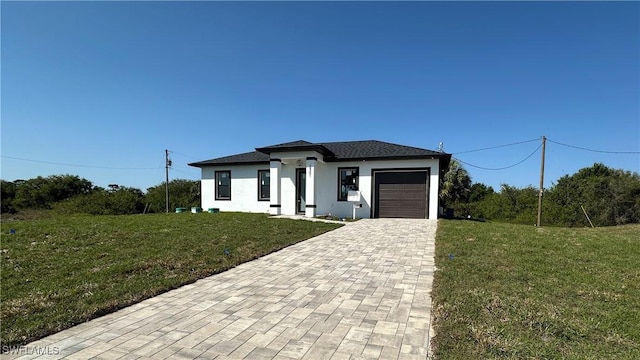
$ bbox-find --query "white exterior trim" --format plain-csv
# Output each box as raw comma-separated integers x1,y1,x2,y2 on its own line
269,160,282,215
305,157,318,217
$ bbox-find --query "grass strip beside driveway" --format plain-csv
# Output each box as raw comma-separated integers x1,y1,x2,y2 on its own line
1,212,341,346
432,220,640,359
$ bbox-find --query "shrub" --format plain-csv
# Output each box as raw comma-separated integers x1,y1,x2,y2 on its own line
55,187,145,215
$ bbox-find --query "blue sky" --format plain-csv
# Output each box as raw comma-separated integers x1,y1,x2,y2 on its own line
2,1,639,192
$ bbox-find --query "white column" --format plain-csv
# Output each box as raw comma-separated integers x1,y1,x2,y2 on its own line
305,157,317,217
429,161,440,220
270,160,281,215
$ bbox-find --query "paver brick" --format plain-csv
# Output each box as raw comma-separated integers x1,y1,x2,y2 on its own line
245,347,279,359
14,219,437,360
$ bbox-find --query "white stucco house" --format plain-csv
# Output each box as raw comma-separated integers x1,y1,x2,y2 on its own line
188,140,451,219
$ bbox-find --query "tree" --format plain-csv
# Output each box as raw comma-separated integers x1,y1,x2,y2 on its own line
440,159,472,209
469,183,495,203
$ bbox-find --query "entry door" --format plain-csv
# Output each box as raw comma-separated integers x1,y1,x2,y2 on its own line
296,168,306,214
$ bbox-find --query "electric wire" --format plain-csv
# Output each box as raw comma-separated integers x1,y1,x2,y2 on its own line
453,138,540,155
169,150,200,160
171,168,198,177
546,138,640,154
4,137,636,176
455,143,542,171
1,155,163,170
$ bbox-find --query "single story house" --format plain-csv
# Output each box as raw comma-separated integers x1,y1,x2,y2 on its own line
188,140,451,219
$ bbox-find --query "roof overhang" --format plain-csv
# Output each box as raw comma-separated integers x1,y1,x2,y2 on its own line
188,140,452,170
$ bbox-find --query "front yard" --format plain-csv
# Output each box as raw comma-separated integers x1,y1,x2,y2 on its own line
1,212,340,346
432,220,640,359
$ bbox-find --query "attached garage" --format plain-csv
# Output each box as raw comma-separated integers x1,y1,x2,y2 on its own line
373,170,429,219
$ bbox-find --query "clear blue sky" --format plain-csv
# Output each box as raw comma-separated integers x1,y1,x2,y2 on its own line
2,1,639,192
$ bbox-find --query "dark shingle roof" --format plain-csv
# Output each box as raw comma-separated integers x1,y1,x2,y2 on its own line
188,151,269,167
258,140,313,148
321,140,443,160
188,140,450,167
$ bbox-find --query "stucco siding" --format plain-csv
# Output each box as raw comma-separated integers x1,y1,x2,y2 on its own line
200,164,270,213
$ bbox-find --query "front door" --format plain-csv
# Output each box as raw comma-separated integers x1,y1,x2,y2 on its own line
296,168,306,214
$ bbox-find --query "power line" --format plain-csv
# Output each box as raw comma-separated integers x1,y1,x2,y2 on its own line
452,138,540,155
171,168,198,177
547,138,640,154
169,150,200,160
455,143,542,171
1,155,162,170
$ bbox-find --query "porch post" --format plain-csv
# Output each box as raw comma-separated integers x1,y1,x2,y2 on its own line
270,159,281,215
429,162,440,220
305,157,317,217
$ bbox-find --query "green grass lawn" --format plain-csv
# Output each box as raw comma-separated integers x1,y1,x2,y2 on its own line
432,220,640,359
0,212,341,346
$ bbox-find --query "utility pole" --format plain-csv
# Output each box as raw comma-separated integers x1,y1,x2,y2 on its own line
165,149,171,213
536,136,546,227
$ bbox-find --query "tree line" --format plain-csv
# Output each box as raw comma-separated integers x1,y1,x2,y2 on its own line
440,162,640,227
1,175,200,215
2,162,639,226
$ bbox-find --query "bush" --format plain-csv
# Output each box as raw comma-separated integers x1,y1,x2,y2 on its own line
545,164,640,227
12,175,93,209
55,187,145,215
1,180,17,214
456,164,640,227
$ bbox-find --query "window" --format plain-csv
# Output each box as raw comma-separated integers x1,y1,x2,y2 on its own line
258,170,270,201
215,171,231,200
338,167,359,201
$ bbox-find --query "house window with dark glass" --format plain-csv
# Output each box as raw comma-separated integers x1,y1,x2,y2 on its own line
215,171,231,200
338,167,359,201
258,170,270,201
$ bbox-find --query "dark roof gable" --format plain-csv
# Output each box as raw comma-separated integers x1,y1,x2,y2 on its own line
188,140,450,167
256,140,334,156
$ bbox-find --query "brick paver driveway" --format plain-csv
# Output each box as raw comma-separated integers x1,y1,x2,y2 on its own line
12,219,437,360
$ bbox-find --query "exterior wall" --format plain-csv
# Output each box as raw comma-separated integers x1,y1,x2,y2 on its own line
200,164,271,213
313,158,440,220
199,157,441,220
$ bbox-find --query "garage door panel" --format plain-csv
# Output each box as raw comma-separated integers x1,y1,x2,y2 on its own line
378,189,399,195
399,187,425,198
375,171,428,219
